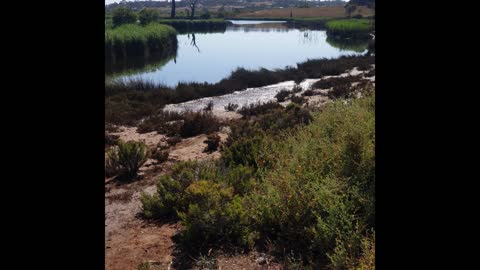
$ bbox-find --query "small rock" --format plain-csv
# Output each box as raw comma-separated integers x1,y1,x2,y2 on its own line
255,256,267,265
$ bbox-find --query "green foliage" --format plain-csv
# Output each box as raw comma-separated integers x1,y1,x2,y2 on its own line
112,6,138,28
179,111,220,138
106,141,147,179
204,134,221,153
151,148,169,164
142,92,375,266
105,23,177,59
326,19,373,38
139,8,160,25
275,89,292,102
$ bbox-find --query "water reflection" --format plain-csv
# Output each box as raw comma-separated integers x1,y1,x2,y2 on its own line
227,23,289,33
325,36,369,53
108,21,366,86
105,48,178,77
188,33,201,52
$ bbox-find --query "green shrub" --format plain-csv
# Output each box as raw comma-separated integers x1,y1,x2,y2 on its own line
290,95,306,104
238,101,283,118
204,134,221,153
180,111,220,138
141,160,217,219
106,141,147,179
112,6,138,28
105,151,120,178
151,148,169,163
224,103,239,112
275,89,292,102
139,8,160,25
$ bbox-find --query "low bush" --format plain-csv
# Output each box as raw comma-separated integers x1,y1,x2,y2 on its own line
328,85,354,99
204,101,214,112
311,75,362,90
238,101,283,118
105,141,147,180
224,103,239,112
167,136,182,146
301,89,316,97
180,111,220,138
290,95,306,104
275,89,292,102
204,134,221,153
151,148,169,163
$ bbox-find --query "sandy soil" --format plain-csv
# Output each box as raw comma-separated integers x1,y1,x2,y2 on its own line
111,126,167,148
105,129,230,270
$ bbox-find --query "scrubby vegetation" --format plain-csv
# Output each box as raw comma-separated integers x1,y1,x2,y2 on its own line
141,92,375,267
311,75,363,90
106,56,375,126
106,141,148,180
275,89,293,102
203,134,221,153
224,103,239,112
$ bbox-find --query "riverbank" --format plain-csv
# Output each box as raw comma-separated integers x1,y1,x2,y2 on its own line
106,55,375,126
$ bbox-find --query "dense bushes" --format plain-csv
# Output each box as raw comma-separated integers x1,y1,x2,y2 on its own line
112,6,138,28
142,93,375,267
139,8,160,25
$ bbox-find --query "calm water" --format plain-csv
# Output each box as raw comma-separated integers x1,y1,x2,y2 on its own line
113,21,367,87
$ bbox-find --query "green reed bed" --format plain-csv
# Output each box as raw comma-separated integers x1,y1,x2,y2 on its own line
326,19,373,38
105,23,177,60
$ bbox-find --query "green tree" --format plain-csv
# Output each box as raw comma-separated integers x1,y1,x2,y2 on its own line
139,8,160,25
112,6,138,27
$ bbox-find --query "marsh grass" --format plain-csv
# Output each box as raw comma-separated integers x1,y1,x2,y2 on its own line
326,19,373,38
105,23,177,61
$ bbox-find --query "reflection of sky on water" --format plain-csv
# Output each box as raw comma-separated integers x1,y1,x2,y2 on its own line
115,23,364,87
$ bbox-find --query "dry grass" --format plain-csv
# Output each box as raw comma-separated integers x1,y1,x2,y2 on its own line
235,6,374,19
